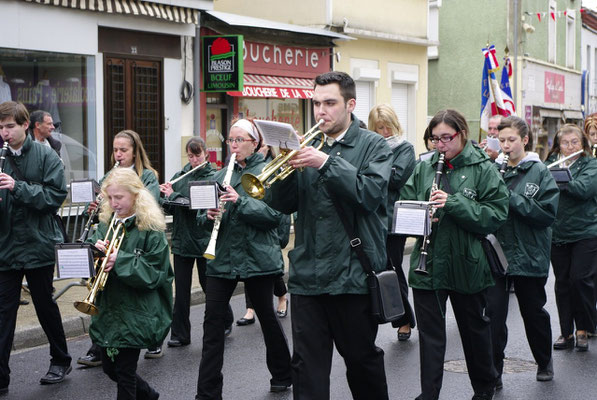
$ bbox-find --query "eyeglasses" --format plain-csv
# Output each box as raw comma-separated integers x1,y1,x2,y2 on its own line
430,132,460,144
560,140,581,148
225,138,254,144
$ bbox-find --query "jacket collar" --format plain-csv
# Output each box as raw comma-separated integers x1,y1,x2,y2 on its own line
236,152,264,171
320,114,362,149
430,140,488,168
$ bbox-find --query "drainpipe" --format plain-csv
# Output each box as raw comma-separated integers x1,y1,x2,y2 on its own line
193,20,201,136
513,0,519,110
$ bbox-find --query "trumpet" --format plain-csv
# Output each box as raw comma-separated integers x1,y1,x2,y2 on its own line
203,153,236,260
0,142,8,173
241,119,325,199
74,213,126,315
77,161,120,242
414,152,445,275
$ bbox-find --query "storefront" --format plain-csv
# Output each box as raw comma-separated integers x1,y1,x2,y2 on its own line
522,59,583,159
200,11,349,168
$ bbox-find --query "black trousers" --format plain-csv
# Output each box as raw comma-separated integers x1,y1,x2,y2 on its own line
486,275,552,377
0,266,71,387
551,238,597,336
386,235,416,329
101,347,158,400
290,294,388,400
196,275,291,400
413,288,496,400
244,275,287,309
171,255,233,343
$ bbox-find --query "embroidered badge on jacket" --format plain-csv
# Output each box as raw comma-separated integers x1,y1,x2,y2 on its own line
524,183,539,198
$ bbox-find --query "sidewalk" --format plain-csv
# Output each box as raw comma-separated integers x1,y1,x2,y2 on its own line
12,235,415,351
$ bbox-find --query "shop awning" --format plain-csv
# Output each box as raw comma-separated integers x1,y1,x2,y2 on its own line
563,110,584,121
227,74,314,99
23,0,199,24
539,108,562,119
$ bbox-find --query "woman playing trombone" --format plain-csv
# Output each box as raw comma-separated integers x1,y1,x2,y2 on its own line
545,124,597,352
160,137,234,347
195,118,291,399
400,109,509,400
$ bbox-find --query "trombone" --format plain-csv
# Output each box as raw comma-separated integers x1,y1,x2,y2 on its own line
241,119,325,199
74,214,126,316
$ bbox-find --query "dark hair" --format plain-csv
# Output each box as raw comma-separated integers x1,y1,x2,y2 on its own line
0,101,29,125
186,136,206,155
314,71,356,104
547,124,591,159
29,110,51,132
497,115,533,151
427,109,469,141
423,127,432,150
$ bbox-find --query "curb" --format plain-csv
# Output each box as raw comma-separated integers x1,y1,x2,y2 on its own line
13,242,415,351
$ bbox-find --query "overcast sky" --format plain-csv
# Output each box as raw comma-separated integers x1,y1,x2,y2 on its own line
584,0,597,11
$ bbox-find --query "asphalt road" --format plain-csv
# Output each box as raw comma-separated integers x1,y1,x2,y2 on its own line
4,261,597,400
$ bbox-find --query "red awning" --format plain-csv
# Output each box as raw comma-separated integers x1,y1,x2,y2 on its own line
227,74,314,99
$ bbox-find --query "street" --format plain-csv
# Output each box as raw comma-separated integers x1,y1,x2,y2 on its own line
4,262,597,400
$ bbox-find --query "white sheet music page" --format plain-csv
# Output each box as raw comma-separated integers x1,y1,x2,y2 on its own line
56,247,92,278
189,182,219,210
254,120,301,150
70,180,96,203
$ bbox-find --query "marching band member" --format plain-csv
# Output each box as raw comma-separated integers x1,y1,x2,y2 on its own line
195,118,291,399
545,124,597,352
400,109,509,400
0,101,71,393
87,168,173,400
78,129,161,367
486,116,559,389
584,113,597,337
160,137,234,347
368,104,417,342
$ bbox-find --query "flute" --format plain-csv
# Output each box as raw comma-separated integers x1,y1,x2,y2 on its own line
546,149,584,169
170,161,209,185
203,153,236,260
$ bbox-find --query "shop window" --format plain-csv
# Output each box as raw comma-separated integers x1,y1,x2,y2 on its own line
0,48,96,182
238,98,304,132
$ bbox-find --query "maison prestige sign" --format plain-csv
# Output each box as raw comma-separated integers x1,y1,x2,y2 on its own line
202,35,244,92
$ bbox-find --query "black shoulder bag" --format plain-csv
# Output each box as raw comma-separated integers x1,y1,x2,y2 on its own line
7,155,70,242
331,196,404,324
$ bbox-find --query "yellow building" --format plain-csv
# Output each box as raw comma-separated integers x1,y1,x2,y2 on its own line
213,0,433,152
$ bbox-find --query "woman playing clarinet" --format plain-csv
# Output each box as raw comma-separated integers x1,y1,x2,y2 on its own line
400,109,509,400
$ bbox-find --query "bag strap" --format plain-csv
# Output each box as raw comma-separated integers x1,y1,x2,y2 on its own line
7,155,28,182
330,195,375,276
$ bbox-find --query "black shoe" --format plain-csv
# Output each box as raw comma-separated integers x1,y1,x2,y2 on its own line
553,335,574,350
537,359,554,381
236,316,255,326
144,347,163,359
19,298,29,306
40,365,72,384
471,389,494,400
276,299,289,318
495,377,503,390
576,333,589,352
270,383,291,393
77,353,102,367
167,339,190,348
397,329,411,341
224,325,233,337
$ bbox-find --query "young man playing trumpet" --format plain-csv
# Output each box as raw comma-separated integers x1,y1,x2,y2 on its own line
0,101,72,394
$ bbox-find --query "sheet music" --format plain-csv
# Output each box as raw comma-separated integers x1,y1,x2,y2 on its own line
56,247,92,278
486,136,501,151
253,120,301,150
392,201,436,236
419,150,435,162
189,182,219,210
70,180,96,203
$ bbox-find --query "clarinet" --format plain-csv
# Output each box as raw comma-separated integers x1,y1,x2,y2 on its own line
593,144,597,158
0,142,8,173
414,153,446,275
499,153,510,176
203,153,237,260
77,161,120,242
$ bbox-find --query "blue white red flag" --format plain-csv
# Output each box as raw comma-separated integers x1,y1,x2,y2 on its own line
480,45,508,133
500,56,516,115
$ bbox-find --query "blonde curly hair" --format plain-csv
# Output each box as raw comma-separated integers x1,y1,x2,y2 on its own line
99,168,166,232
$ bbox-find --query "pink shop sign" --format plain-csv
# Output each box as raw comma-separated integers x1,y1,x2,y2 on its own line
544,71,565,104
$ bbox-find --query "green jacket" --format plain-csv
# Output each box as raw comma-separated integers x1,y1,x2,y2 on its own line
386,139,416,230
545,154,597,243
495,153,559,277
140,168,160,202
265,116,392,295
0,136,67,270
401,141,509,294
198,153,284,279
88,216,173,349
161,163,215,257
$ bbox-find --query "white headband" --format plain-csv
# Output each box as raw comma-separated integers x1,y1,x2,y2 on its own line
231,119,259,141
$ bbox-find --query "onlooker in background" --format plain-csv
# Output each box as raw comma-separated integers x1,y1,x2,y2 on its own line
480,115,504,161
584,113,597,338
368,104,416,342
29,110,60,157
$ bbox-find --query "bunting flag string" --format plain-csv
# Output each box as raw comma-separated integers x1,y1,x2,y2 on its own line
523,9,582,22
